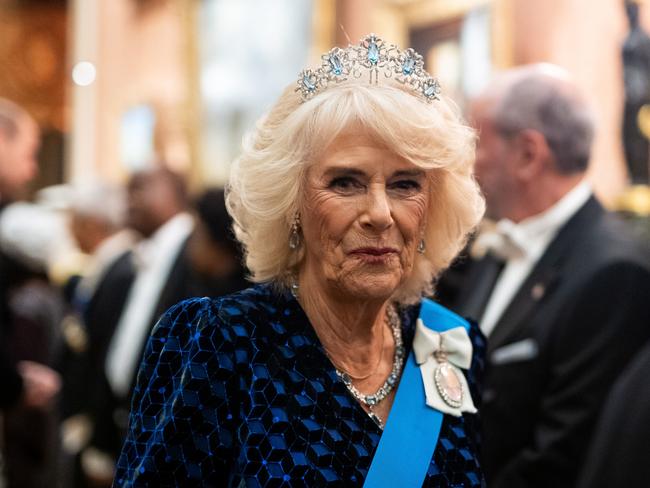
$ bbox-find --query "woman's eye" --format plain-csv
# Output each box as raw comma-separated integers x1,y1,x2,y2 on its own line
390,179,422,192
328,176,363,191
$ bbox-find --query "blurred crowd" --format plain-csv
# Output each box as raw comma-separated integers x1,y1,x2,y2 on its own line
0,98,250,488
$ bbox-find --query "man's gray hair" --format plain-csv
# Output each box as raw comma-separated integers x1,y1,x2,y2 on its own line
70,184,127,229
493,70,595,174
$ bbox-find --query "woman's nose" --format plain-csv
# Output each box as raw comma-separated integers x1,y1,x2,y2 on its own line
360,186,393,231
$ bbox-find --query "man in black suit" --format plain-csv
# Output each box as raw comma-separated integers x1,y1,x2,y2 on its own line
440,64,650,487
0,97,62,488
0,98,60,411
577,341,650,487
80,168,195,486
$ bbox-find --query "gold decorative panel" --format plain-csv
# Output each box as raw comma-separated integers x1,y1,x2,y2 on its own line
0,4,67,130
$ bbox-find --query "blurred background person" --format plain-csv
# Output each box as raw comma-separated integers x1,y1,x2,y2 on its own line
0,99,40,404
438,64,650,487
0,98,39,205
56,184,134,487
81,172,250,486
60,184,134,418
79,167,192,486
0,198,71,488
0,98,63,487
185,187,249,297
67,185,133,270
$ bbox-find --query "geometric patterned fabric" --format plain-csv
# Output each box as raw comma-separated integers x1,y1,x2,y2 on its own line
114,283,486,487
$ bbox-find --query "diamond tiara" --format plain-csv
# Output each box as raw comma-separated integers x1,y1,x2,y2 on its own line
296,34,442,103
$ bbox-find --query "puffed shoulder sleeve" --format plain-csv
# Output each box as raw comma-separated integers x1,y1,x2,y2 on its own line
113,298,240,487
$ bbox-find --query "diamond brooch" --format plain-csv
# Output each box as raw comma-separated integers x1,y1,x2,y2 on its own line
433,335,464,409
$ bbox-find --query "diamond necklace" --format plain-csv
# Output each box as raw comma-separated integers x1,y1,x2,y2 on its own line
333,305,405,426
290,281,405,426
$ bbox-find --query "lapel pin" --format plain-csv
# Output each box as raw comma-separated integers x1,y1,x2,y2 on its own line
531,283,545,301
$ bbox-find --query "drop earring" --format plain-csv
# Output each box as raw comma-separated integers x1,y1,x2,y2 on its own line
290,276,300,299
289,213,301,250
417,238,426,254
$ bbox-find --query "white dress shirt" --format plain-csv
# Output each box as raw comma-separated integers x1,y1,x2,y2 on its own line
105,212,194,396
479,182,592,337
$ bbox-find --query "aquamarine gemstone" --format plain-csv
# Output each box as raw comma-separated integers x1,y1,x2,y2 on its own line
402,57,415,75
329,55,343,75
302,75,316,92
365,395,377,406
368,42,379,64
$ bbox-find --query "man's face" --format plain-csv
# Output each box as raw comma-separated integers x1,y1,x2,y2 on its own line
0,117,40,200
127,172,180,237
470,99,519,221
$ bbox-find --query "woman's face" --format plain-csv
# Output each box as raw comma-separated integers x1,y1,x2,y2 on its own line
300,130,430,301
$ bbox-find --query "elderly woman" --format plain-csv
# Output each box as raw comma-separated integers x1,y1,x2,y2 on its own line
114,35,485,487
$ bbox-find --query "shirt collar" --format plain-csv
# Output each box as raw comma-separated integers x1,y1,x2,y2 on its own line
148,212,193,247
93,229,136,265
496,180,592,258
134,212,194,268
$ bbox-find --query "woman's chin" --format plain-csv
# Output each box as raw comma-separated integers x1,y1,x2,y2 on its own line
337,274,403,301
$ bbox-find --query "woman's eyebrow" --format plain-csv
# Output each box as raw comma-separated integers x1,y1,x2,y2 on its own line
393,169,426,178
322,167,367,178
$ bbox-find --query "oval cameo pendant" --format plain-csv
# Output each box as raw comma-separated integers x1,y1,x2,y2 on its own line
434,362,463,408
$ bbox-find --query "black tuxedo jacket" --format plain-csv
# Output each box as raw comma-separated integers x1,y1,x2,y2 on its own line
445,197,650,488
82,250,137,454
0,246,51,408
0,251,23,408
0,212,32,408
577,341,650,487
89,239,194,451
88,234,251,456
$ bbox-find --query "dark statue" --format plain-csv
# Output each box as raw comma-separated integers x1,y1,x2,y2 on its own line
623,0,650,184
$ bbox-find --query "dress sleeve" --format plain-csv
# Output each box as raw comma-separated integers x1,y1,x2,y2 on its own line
466,320,487,409
113,298,240,487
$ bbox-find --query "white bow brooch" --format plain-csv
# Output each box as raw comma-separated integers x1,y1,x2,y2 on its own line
413,319,477,417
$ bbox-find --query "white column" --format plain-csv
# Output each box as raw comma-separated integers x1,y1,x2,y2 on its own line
67,0,100,185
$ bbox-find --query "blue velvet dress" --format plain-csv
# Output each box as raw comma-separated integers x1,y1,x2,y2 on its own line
114,284,486,487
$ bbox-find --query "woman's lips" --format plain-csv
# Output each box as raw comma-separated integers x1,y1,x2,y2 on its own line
350,247,398,256
349,247,399,263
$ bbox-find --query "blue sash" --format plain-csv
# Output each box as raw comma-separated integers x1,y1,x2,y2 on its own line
363,298,470,487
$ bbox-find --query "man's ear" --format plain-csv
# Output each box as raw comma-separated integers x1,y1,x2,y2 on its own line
514,129,552,182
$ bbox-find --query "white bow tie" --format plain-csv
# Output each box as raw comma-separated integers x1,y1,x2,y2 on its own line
413,320,477,417
471,220,526,261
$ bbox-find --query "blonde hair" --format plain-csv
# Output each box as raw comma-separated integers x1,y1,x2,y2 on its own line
227,79,484,303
